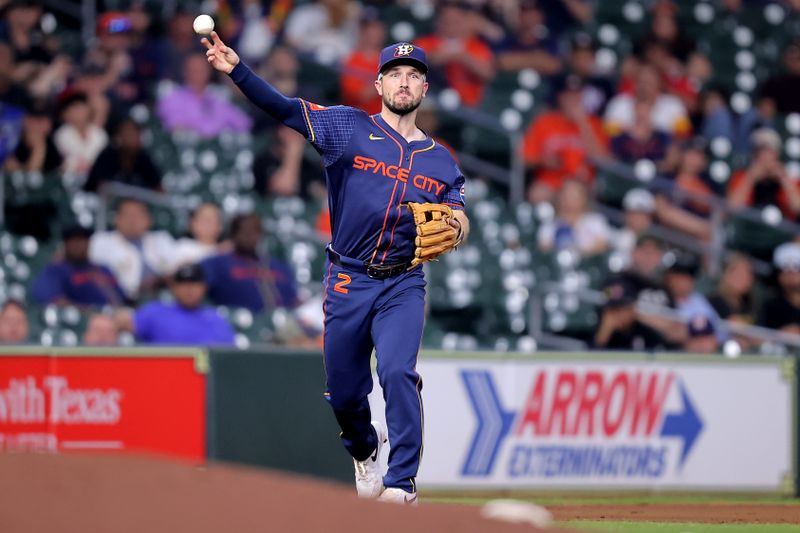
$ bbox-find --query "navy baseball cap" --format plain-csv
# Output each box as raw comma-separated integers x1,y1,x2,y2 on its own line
173,263,206,283
378,42,428,77
61,223,93,241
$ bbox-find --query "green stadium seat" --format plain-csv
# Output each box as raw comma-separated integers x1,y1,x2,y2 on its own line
726,215,794,262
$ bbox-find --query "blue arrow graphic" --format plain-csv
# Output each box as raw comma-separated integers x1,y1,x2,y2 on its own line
660,381,703,469
460,370,516,476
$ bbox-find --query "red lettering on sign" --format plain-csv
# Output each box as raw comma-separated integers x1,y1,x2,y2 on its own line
514,370,673,438
515,372,546,437
602,373,629,436
571,371,603,436
629,372,673,436
547,371,576,435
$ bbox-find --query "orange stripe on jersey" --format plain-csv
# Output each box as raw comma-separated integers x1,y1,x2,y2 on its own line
371,179,399,264
408,139,435,168
300,100,315,144
321,260,333,382
380,140,436,263
322,261,333,330
380,180,408,264
369,116,405,264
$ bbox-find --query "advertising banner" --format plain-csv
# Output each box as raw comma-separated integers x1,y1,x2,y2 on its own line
370,356,795,491
0,351,207,462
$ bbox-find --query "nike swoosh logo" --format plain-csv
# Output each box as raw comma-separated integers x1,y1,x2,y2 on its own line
369,133,385,141
405,493,418,504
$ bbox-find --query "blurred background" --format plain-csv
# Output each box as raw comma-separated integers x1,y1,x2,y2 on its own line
0,0,800,357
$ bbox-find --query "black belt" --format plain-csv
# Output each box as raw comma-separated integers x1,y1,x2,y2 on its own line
326,247,412,280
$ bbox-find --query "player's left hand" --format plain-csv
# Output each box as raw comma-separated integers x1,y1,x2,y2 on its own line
406,202,462,268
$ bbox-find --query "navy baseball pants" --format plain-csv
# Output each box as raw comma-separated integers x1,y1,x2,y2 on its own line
322,250,425,493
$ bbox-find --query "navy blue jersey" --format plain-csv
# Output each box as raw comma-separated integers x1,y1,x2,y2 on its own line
201,252,298,312
301,104,465,264
230,63,466,265
31,261,125,306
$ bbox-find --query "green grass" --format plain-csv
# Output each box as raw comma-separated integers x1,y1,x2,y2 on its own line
564,522,800,533
422,492,800,507
422,491,800,531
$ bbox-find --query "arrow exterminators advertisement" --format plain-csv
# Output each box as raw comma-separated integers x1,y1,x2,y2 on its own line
370,357,794,491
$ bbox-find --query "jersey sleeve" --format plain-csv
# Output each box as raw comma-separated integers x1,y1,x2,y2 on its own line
298,101,357,166
229,62,309,135
442,166,466,210
230,63,357,166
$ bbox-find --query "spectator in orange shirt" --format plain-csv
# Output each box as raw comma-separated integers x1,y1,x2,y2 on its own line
415,1,495,107
340,7,386,114
728,128,800,222
522,75,609,203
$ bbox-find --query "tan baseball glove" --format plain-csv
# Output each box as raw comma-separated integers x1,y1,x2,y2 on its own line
406,202,462,268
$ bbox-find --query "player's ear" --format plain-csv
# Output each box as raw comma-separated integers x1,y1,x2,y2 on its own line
422,81,429,98
374,78,383,96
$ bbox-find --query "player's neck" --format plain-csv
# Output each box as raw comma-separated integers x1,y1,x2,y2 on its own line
380,109,425,143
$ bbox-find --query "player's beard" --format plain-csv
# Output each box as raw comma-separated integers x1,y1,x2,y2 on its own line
384,90,423,116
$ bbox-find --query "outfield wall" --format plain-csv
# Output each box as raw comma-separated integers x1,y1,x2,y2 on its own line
0,348,795,493
207,349,350,481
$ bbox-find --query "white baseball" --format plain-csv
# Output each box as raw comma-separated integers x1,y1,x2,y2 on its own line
193,14,214,35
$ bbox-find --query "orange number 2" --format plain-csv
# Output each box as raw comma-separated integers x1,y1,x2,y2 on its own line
334,273,351,294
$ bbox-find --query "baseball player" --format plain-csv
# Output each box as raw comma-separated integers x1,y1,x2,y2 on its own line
203,33,469,504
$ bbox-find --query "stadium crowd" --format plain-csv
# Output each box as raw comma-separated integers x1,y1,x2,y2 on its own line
0,0,799,354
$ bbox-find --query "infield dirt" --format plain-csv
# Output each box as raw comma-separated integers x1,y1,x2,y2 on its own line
0,453,564,533
0,453,796,532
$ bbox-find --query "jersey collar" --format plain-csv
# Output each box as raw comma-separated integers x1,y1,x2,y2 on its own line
373,113,432,148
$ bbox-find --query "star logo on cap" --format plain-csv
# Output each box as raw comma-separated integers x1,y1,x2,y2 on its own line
394,44,414,57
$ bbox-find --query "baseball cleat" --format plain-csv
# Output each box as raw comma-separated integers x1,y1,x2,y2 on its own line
354,420,387,498
378,488,418,505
